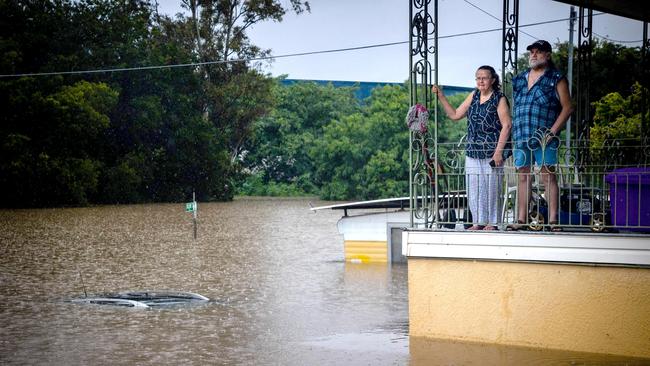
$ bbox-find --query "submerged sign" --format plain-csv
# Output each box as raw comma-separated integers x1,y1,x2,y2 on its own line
185,201,196,212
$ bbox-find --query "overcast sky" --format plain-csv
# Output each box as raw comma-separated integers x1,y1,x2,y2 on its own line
158,0,645,87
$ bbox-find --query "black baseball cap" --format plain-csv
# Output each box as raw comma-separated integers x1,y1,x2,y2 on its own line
526,40,552,53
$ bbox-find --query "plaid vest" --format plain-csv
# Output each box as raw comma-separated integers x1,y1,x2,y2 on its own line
512,68,564,149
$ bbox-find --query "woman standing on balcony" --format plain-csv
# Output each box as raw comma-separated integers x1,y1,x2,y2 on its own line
432,65,512,230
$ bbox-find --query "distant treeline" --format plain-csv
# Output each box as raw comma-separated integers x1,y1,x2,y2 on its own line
239,80,468,200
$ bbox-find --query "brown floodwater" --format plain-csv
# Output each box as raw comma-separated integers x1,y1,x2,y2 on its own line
1,198,648,365
1,198,409,365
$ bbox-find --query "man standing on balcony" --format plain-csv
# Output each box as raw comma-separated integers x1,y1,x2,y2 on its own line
509,40,573,231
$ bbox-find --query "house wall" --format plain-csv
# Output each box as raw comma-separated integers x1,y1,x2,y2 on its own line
408,258,650,358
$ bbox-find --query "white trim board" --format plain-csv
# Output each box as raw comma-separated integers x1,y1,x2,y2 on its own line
402,231,650,266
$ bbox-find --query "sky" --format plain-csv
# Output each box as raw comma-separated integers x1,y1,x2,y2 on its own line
157,0,645,88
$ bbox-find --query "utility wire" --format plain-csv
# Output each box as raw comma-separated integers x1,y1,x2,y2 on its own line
0,13,640,78
462,0,539,40
593,32,643,44
463,0,643,45
0,41,408,78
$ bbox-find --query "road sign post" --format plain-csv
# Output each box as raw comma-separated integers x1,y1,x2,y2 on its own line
186,191,198,239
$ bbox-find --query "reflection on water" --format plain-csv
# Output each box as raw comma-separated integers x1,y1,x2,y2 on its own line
1,198,648,365
410,337,650,366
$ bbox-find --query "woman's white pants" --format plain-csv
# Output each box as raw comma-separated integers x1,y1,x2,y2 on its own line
465,156,503,226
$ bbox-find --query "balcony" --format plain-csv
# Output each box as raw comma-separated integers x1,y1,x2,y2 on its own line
411,138,650,234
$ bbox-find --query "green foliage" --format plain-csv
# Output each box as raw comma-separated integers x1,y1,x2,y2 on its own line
0,79,118,206
238,172,308,197
432,93,469,179
241,80,361,196
359,148,407,199
589,82,648,167
216,36,649,200
240,80,468,201
0,0,306,207
435,93,469,143
316,84,414,200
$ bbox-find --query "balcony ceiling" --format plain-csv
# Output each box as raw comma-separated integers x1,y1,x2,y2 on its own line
553,0,649,22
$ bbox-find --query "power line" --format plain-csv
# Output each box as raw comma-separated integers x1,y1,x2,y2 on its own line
0,41,408,78
462,1,642,45
593,32,643,44
462,0,539,40
0,13,640,78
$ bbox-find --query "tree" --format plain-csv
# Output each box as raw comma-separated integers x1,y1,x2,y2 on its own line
240,79,360,195
0,80,118,206
240,80,467,200
176,0,310,161
310,83,446,200
0,0,310,206
589,82,648,168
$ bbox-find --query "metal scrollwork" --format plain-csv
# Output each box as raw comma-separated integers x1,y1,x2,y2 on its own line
443,148,463,171
409,0,437,228
576,7,592,168
425,12,436,55
503,28,517,69
526,128,561,167
410,11,426,57
501,0,519,104
410,2,435,58
411,132,434,223
501,0,519,72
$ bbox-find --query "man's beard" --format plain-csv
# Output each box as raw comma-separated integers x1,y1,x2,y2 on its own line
529,58,547,69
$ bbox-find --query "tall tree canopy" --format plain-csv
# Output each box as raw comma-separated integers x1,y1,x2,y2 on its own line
0,0,308,207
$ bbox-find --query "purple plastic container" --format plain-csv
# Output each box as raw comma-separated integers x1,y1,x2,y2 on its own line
605,167,650,232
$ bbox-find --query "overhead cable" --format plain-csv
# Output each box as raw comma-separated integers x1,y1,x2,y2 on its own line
0,13,641,78
462,0,539,40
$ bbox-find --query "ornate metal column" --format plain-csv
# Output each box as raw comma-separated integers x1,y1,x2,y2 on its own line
501,0,519,103
575,7,593,169
409,0,438,228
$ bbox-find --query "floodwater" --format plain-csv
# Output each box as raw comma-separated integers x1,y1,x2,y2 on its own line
1,198,648,365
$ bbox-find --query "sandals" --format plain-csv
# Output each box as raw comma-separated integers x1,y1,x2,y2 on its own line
506,220,528,231
467,225,498,231
548,221,563,232
505,221,563,232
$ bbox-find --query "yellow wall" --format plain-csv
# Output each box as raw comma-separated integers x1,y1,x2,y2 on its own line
344,240,387,263
408,258,650,358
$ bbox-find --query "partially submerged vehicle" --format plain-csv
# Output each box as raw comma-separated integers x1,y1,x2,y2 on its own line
69,291,209,308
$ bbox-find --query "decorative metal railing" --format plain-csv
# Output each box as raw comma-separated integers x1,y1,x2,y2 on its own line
409,0,437,228
501,0,518,104
407,1,649,233
431,137,650,233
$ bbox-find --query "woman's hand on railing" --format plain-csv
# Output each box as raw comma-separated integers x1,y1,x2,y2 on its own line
431,84,442,97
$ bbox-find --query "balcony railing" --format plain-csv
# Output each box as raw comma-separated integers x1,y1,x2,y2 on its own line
411,136,650,233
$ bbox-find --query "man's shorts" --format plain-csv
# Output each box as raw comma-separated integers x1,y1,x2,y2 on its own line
513,145,558,168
